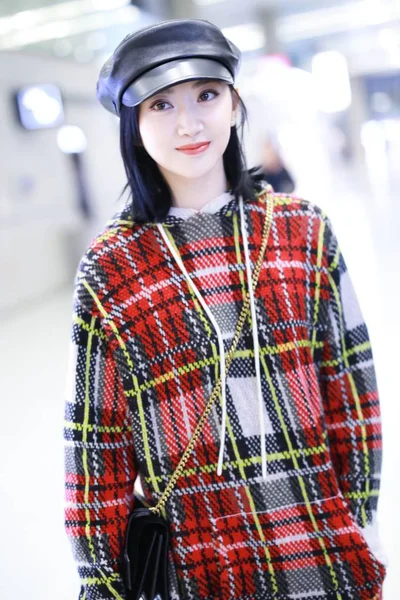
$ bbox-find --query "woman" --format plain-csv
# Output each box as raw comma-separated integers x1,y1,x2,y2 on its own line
64,19,387,600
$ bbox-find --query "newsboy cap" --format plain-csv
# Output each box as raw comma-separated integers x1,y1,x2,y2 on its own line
96,19,241,116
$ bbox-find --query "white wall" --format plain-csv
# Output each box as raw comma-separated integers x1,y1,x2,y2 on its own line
0,50,127,313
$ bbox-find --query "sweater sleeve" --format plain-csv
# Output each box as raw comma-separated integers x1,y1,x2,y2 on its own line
64,297,137,599
317,213,388,567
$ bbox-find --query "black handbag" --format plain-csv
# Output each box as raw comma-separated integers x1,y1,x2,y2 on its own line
124,504,170,600
122,191,274,600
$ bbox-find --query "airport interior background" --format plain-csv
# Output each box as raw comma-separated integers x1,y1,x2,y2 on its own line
0,0,399,598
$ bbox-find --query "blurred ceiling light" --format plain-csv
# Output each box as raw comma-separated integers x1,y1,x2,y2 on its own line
277,1,400,42
91,0,125,9
0,6,139,49
4,21,72,46
312,51,352,113
222,24,266,53
11,11,41,30
57,125,88,154
363,0,391,26
0,0,130,37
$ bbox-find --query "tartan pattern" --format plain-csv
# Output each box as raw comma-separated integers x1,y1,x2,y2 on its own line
64,185,386,599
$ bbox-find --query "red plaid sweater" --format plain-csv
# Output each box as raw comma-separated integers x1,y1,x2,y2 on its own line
64,184,386,599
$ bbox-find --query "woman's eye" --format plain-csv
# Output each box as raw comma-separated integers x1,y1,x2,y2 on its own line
151,101,171,111
199,90,219,102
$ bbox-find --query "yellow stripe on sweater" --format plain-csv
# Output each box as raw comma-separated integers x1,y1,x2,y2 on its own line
327,268,370,526
82,280,161,497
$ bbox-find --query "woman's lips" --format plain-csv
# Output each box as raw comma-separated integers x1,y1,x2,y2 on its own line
176,142,210,155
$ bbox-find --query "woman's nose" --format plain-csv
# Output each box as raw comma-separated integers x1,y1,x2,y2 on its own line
176,106,203,137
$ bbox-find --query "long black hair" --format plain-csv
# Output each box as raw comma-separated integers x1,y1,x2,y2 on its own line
118,84,264,224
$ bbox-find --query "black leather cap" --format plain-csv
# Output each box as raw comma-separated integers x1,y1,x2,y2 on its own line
96,19,241,116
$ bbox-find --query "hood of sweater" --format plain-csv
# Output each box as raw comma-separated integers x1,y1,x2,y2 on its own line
164,189,235,222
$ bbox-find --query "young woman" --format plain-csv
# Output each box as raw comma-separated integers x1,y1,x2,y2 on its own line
64,18,387,600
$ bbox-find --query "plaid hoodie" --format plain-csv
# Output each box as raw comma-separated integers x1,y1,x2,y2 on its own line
64,183,386,599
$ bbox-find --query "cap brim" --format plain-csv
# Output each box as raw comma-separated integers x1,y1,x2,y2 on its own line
121,58,234,108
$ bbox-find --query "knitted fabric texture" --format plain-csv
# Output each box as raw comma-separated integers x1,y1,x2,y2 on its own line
64,185,386,599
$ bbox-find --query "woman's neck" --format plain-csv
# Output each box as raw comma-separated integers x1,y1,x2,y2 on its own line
160,161,230,210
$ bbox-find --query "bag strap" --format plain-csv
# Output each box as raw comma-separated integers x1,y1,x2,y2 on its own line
150,189,274,516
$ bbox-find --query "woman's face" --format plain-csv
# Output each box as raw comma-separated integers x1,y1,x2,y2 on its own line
138,79,236,182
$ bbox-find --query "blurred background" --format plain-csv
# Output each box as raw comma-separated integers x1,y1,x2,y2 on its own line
0,0,399,598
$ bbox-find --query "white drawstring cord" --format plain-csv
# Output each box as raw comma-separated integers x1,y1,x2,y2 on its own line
156,222,227,476
239,197,268,480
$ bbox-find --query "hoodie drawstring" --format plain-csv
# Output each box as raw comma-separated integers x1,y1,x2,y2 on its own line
238,197,267,480
156,196,267,480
